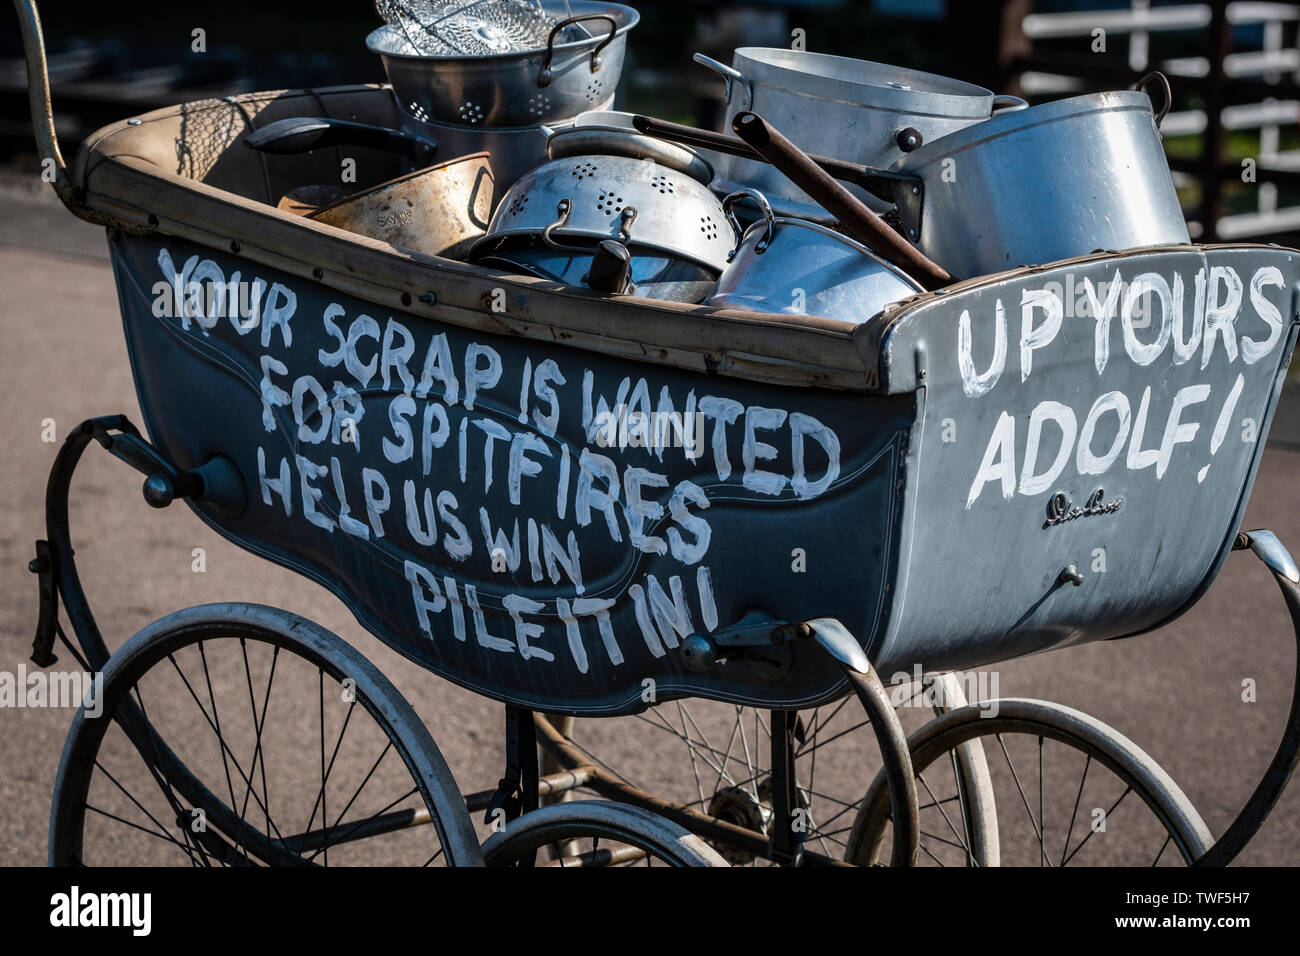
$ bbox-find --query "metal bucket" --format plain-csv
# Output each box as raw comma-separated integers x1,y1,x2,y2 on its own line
369,1,639,128
891,88,1190,279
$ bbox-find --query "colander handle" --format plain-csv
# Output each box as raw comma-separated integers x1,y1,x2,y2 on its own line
538,14,617,88
541,198,637,254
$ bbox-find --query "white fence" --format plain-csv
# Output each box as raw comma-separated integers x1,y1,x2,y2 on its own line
1018,1,1300,238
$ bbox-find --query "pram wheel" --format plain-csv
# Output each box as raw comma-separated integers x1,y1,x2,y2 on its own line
50,603,483,867
848,698,1212,866
537,672,995,865
482,801,729,867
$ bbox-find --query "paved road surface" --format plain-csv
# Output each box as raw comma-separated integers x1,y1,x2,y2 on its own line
1,192,1297,866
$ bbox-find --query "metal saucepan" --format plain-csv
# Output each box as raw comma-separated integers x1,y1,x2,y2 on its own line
888,77,1189,279
730,111,952,288
245,117,494,258
707,188,923,322
695,47,1026,217
307,152,493,259
369,1,639,128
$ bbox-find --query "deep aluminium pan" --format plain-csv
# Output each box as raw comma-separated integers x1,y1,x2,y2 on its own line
891,87,1191,279
694,47,1025,218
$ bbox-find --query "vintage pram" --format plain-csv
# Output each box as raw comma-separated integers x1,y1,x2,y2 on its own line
15,0,1300,866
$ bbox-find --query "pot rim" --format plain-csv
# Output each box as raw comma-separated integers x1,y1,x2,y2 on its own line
547,125,715,184
366,1,640,64
470,231,723,276
396,100,612,135
737,215,924,293
306,151,493,218
732,47,995,117
888,89,1158,171
479,225,724,272
474,241,717,277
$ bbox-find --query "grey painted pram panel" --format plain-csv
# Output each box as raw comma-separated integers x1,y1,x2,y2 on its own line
109,234,1298,713
867,245,1299,676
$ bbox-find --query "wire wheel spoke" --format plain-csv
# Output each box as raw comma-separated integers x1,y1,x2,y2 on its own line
1061,786,1133,867
915,771,973,858
561,677,988,867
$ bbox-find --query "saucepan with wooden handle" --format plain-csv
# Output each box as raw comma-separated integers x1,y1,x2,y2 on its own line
728,111,952,289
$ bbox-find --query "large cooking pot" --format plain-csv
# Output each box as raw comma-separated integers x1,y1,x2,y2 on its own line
396,103,611,202
889,83,1190,278
695,47,1026,219
706,189,923,321
369,1,639,129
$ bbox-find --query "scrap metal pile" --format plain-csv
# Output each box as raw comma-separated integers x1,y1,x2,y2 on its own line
245,1,1187,324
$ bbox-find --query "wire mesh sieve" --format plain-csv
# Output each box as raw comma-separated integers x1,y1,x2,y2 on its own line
373,0,576,57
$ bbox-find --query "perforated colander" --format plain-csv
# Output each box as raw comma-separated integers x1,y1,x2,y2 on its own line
374,0,566,57
368,2,639,129
474,151,736,274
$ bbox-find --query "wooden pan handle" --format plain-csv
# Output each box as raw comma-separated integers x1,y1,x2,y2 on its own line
731,111,952,289
631,114,913,205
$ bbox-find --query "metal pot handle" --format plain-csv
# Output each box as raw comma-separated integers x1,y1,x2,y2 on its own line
243,116,437,165
541,198,637,254
722,188,775,261
538,14,617,87
991,94,1029,114
693,53,752,109
1134,71,1172,128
